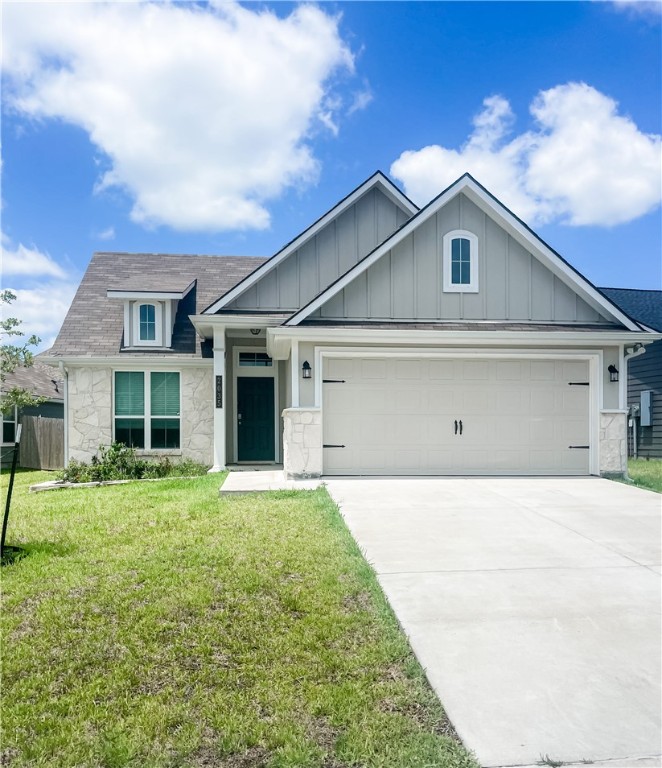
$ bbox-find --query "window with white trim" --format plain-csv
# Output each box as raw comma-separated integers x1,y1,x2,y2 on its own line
114,371,180,449
443,230,479,293
139,304,156,341
131,302,163,347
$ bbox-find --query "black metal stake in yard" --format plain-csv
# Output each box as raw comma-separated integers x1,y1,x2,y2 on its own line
1,424,22,560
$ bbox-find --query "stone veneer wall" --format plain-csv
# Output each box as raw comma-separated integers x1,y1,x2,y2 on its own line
599,411,627,476
67,365,213,466
180,367,214,466
282,408,322,478
68,367,113,463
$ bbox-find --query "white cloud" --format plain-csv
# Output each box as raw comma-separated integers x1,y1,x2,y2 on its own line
608,0,662,17
1,236,68,279
390,83,661,227
3,282,78,352
2,1,355,232
1,234,77,351
97,226,116,242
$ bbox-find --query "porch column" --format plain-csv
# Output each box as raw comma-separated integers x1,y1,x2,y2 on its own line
210,325,226,472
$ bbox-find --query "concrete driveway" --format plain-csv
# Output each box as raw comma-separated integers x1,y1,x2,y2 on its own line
324,477,661,768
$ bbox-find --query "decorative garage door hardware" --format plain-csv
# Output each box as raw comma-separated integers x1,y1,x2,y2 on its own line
568,382,590,386
568,445,590,449
323,379,346,383
323,444,346,448
454,420,463,435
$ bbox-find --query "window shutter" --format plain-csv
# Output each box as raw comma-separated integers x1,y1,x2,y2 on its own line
151,372,180,416
115,372,145,415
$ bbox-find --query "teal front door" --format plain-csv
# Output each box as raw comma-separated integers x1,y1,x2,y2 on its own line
237,377,275,461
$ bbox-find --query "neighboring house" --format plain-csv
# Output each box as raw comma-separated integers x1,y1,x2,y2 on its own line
1,361,64,446
41,172,659,478
1,361,65,468
600,288,662,459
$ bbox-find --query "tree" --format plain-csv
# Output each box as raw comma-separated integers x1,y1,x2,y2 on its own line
1,289,45,411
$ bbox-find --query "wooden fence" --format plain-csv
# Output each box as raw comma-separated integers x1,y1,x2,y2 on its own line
19,415,64,470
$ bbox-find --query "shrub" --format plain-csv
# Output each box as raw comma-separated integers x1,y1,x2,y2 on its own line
58,443,208,483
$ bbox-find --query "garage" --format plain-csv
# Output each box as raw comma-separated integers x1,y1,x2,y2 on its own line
322,356,591,475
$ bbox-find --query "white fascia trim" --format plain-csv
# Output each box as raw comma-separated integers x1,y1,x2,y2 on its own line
202,173,418,315
37,357,211,368
269,326,661,347
190,313,288,340
286,175,641,330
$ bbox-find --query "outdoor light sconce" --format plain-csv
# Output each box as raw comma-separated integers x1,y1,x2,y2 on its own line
608,364,619,383
302,360,312,379
249,328,261,336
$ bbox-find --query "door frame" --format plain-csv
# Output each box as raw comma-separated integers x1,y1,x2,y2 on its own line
232,346,280,463
314,346,601,476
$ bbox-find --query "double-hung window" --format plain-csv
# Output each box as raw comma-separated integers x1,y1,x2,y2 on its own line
139,304,156,341
114,371,180,449
442,230,479,293
130,302,163,347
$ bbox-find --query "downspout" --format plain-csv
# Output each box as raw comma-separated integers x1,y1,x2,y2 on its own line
59,362,69,467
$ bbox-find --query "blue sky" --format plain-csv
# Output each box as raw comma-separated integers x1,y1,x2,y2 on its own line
2,0,661,349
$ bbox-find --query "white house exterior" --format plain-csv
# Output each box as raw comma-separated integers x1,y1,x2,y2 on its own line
42,172,659,478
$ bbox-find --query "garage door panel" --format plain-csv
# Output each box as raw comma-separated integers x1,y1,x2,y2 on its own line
323,357,590,476
360,359,387,379
462,360,490,380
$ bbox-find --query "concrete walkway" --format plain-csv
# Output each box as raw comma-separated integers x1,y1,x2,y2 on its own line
220,469,322,493
324,476,662,768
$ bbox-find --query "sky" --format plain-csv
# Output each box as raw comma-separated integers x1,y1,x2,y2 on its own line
1,0,661,351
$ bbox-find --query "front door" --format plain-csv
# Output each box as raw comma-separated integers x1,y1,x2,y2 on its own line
237,376,275,461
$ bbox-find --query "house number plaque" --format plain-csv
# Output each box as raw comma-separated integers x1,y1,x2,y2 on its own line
215,376,223,408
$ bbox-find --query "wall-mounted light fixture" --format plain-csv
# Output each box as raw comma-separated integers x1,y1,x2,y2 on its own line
302,360,312,379
608,364,619,383
249,328,261,336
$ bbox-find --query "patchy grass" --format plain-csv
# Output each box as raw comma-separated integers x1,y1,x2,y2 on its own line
627,458,662,493
1,470,477,768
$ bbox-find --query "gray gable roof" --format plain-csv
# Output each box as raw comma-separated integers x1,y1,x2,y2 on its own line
47,252,266,359
599,288,662,332
2,361,64,401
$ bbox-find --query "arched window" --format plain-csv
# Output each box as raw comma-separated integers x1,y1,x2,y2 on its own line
131,301,163,346
139,304,156,341
443,230,479,293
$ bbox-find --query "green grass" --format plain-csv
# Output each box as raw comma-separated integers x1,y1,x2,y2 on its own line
627,458,662,493
1,470,477,768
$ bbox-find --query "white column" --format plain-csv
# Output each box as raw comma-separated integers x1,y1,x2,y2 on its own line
291,340,300,408
210,325,226,472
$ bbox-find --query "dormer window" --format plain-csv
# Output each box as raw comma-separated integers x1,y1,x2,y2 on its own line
443,230,478,293
131,301,163,347
139,304,156,341
107,281,195,351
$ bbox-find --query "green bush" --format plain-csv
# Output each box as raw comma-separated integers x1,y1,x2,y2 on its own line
58,443,208,483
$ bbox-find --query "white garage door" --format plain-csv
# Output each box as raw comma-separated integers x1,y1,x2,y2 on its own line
323,357,590,476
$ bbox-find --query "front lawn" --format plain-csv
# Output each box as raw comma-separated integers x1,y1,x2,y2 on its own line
1,471,476,768
627,457,662,493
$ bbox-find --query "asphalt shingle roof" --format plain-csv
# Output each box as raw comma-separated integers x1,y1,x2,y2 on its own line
1,361,64,401
599,288,662,332
47,252,266,358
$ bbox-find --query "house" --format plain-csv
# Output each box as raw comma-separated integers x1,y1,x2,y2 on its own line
1,361,64,445
1,361,64,468
41,172,659,478
599,288,662,459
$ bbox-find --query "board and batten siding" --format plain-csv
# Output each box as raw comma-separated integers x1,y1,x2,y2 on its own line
628,340,662,459
228,188,410,311
314,193,615,324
